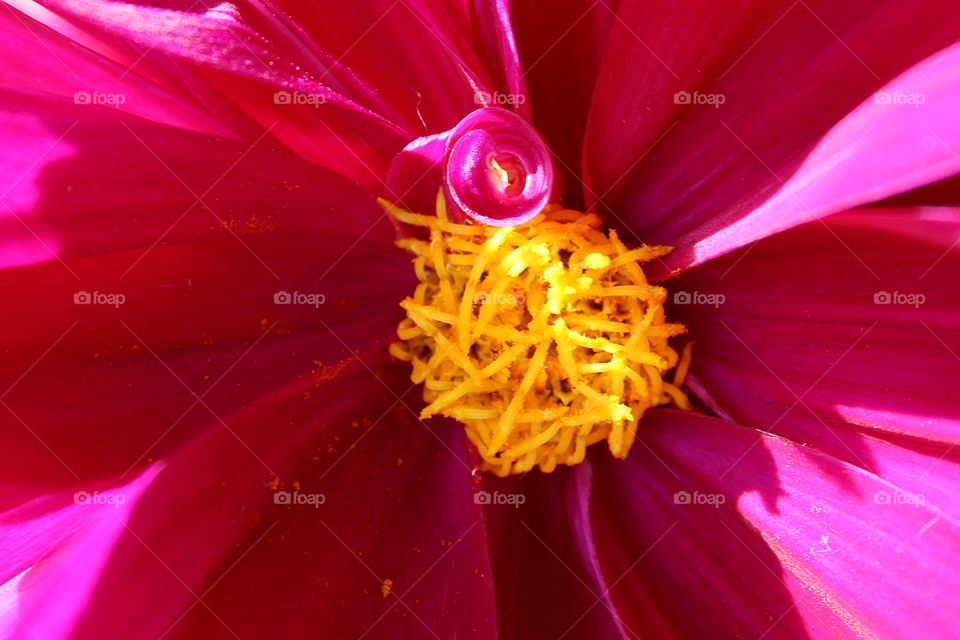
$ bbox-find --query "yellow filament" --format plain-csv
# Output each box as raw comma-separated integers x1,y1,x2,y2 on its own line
385,193,691,476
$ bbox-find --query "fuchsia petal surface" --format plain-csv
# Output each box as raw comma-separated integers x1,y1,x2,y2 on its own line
0,91,412,491
386,107,554,224
4,357,498,639
470,0,530,121
23,0,410,187
583,0,960,275
444,108,553,225
878,173,960,208
590,410,960,639
510,0,618,207
24,0,531,189
0,6,222,135
0,467,160,639
673,208,960,521
261,0,528,133
480,466,625,639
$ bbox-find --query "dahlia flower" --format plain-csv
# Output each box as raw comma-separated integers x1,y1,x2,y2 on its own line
1,0,959,638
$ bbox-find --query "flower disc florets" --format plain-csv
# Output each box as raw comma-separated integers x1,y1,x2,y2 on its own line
386,194,691,476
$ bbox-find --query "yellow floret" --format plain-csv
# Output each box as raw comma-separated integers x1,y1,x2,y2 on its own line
383,192,691,476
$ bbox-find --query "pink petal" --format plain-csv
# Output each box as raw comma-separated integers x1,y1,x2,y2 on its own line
510,0,618,206
0,236,407,489
470,0,530,120
387,107,554,224
879,172,960,208
8,356,497,639
0,89,397,260
583,1,960,274
481,465,624,639
0,6,224,135
673,207,960,520
27,0,410,187
0,93,412,491
590,409,960,639
0,467,161,640
261,0,528,131
27,0,532,188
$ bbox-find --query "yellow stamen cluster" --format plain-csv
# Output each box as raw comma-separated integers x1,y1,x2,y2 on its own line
384,193,691,476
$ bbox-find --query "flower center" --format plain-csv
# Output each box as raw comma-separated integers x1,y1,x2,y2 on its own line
385,193,692,476
489,155,524,197
443,108,553,227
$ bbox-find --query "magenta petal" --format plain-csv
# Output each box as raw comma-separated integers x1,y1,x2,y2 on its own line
0,232,409,490
445,108,554,225
674,208,960,520
583,1,960,274
482,465,624,639
0,467,160,639
471,0,530,121
511,0,617,209
879,172,960,208
386,107,554,224
17,357,497,639
0,7,223,135
384,131,447,215
669,44,960,273
257,0,528,133
0,93,412,489
591,410,960,639
0,89,398,261
30,0,410,186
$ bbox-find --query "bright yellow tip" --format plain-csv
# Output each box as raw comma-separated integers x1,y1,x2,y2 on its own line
384,193,691,476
